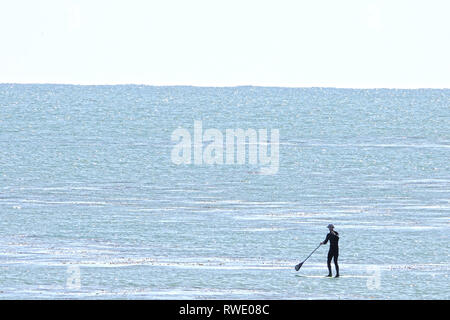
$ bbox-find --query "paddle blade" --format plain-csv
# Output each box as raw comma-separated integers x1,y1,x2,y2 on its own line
295,262,303,271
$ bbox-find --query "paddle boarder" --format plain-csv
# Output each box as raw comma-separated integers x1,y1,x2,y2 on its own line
320,224,340,277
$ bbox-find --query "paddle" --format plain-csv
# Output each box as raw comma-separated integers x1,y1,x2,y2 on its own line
295,244,321,271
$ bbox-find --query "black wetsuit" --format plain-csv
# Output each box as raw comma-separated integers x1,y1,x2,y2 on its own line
323,231,339,276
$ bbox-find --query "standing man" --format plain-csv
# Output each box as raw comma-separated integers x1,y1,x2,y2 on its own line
320,224,340,277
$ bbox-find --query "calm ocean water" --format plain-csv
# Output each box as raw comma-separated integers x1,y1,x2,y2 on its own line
0,84,449,299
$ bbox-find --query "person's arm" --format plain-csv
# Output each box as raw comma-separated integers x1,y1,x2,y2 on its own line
331,230,339,238
320,233,330,245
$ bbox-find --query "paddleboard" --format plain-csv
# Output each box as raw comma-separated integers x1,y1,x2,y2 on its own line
295,275,369,278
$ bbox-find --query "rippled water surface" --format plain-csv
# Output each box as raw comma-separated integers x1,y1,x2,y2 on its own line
0,84,449,299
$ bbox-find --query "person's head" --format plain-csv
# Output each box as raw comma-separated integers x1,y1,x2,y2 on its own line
327,224,334,231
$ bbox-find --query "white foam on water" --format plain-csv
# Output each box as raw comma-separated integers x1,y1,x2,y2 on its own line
339,224,440,230
237,227,287,232
1,287,269,299
18,199,108,206
403,205,450,210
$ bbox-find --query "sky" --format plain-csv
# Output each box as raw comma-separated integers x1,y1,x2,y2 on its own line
0,0,449,88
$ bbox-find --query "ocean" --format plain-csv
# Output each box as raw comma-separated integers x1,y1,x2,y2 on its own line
0,84,449,299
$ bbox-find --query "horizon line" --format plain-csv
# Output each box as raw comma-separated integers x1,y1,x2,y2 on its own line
1,82,449,90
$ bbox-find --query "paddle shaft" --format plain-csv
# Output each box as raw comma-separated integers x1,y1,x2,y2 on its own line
300,244,321,264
